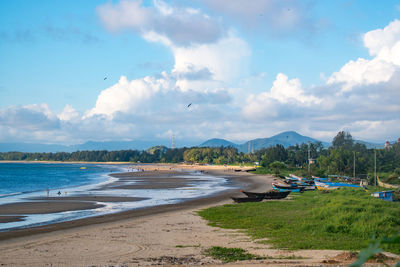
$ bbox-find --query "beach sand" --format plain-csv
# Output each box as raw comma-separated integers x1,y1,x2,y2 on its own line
0,164,392,266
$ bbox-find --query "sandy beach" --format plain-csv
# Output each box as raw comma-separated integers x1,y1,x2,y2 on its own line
0,164,394,266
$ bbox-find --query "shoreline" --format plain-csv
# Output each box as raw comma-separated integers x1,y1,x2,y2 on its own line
0,160,132,164
0,166,266,241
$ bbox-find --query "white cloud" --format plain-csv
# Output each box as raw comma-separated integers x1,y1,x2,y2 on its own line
58,104,79,121
327,57,396,92
243,73,321,119
363,19,400,56
96,0,153,32
172,32,250,91
269,73,321,105
97,0,224,46
328,19,400,92
0,104,58,130
85,73,173,118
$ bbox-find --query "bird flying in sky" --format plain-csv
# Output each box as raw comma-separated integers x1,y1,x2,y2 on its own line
187,103,192,108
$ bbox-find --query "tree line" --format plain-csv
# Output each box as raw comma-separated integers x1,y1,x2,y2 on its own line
1,131,399,180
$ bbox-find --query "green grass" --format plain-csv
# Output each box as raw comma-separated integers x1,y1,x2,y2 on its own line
204,246,264,262
199,188,400,254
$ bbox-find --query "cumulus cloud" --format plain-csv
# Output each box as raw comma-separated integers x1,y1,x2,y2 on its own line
85,73,174,118
363,19,400,56
85,72,234,119
97,0,224,46
58,105,79,121
328,19,400,92
243,73,321,119
172,32,250,89
89,3,251,118
0,104,59,131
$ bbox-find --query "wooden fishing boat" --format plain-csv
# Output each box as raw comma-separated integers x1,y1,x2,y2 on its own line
315,180,360,190
272,182,304,192
241,190,290,199
231,196,264,203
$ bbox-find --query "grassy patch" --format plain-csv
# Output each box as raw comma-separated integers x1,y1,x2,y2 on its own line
204,246,264,262
199,188,400,254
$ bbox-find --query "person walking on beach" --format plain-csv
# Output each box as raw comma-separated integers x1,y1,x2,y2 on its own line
57,191,61,196
46,188,49,197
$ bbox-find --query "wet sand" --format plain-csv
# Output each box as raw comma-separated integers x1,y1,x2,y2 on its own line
0,216,26,223
0,166,265,241
107,170,207,189
0,201,104,215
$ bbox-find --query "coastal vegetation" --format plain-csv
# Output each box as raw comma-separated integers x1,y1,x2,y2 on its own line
1,131,399,183
204,246,264,262
199,188,400,254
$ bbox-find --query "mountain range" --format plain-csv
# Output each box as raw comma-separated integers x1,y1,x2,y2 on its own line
201,131,329,153
200,131,384,152
0,131,384,153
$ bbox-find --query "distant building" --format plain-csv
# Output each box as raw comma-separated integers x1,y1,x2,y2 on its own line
385,141,391,148
385,138,400,148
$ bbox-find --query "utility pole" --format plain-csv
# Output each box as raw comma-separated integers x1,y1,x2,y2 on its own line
172,135,175,149
374,149,377,186
308,144,310,178
353,151,355,180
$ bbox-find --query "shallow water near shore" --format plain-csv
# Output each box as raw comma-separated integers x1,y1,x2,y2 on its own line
0,163,233,231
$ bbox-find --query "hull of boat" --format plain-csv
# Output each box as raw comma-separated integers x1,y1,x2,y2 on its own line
241,190,291,199
272,185,303,192
231,196,263,203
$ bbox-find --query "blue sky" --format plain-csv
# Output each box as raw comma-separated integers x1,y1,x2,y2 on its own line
1,0,400,145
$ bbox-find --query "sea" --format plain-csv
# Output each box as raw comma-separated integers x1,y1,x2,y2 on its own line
0,163,232,232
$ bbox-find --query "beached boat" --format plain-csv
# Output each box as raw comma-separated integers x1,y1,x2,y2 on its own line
272,182,304,192
371,191,395,201
241,190,291,199
315,180,360,190
231,196,264,203
312,176,330,182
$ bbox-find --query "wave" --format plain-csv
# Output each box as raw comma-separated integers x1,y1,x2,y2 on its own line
0,192,23,198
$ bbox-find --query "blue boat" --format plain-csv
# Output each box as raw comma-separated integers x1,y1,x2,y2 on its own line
371,191,394,201
272,182,304,192
315,180,360,190
312,176,330,182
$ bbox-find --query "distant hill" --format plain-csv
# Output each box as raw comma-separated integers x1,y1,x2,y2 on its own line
354,140,383,149
199,131,386,152
238,131,328,153
199,138,238,148
200,131,331,153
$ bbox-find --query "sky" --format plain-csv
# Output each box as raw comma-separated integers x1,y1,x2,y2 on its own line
1,0,400,146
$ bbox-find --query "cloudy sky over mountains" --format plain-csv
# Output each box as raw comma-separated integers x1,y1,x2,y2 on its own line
1,0,399,145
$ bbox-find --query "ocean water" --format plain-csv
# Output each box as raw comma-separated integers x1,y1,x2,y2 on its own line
0,163,122,197
0,163,232,231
